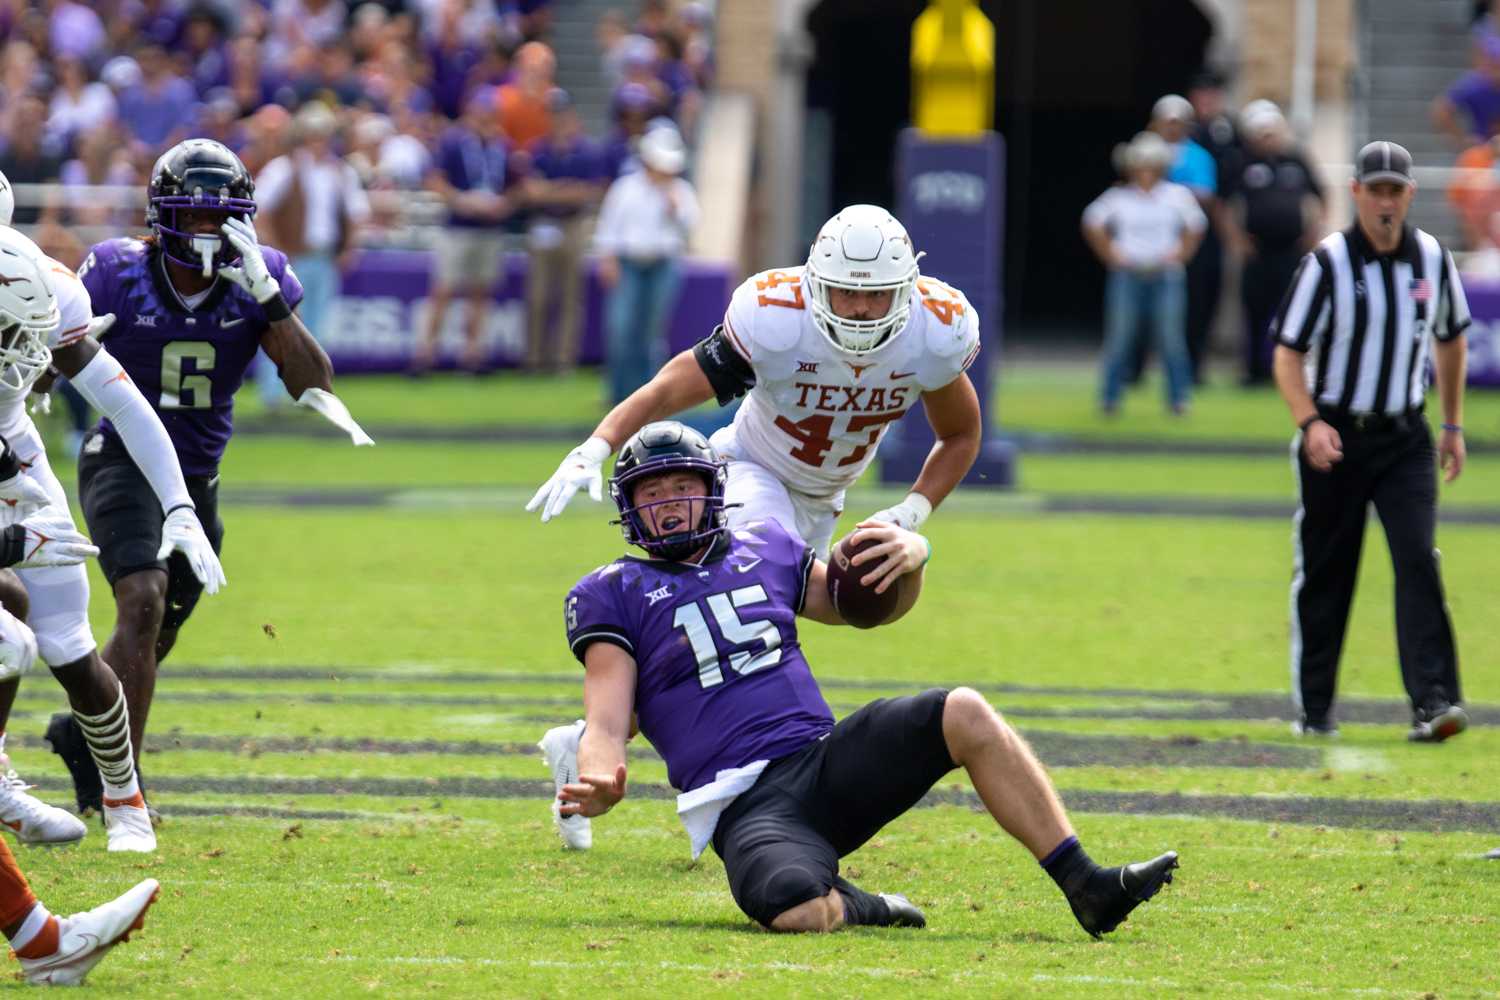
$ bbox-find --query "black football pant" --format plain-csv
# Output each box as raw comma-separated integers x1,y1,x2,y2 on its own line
1292,414,1460,722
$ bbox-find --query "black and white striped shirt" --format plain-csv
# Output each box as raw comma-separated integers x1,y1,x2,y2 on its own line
1272,224,1470,415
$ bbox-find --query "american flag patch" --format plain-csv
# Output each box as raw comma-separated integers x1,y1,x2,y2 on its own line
1410,278,1432,302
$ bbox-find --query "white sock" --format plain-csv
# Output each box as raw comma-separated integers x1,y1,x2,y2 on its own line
8,903,50,951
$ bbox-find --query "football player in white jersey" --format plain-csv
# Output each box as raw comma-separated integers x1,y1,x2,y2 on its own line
0,173,224,852
528,204,983,849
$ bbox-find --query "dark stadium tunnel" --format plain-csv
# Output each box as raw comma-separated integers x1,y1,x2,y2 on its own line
805,0,1213,340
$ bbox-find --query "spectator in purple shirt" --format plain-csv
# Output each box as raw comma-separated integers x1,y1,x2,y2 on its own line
116,44,199,152
180,6,231,97
522,89,607,374
603,82,660,178
428,3,487,120
1433,34,1500,148
411,87,519,373
48,0,107,64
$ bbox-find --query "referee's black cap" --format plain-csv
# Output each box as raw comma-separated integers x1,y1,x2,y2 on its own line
1356,140,1415,186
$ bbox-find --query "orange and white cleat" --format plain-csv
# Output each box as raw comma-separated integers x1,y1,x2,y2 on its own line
17,878,160,986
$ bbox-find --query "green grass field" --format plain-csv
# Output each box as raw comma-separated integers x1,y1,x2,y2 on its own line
8,365,1499,997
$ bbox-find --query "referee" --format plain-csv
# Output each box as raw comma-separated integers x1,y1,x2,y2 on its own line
1271,140,1470,743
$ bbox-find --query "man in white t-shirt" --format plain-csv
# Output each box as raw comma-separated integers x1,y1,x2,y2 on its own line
1083,131,1206,415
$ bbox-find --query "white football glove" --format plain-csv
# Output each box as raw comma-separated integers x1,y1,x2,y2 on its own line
0,606,38,682
526,436,612,522
218,217,281,304
0,472,53,522
866,492,933,533
157,506,227,595
297,388,375,446
9,511,99,568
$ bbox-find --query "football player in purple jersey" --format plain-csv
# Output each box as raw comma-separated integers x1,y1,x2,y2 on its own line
44,139,373,815
558,421,1180,936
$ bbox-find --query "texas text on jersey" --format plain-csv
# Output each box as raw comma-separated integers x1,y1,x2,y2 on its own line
77,237,305,476
694,266,981,497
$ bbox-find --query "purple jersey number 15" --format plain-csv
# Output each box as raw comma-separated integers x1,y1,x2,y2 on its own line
671,585,784,688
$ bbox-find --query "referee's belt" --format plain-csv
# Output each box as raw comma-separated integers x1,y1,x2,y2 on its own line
1316,406,1424,434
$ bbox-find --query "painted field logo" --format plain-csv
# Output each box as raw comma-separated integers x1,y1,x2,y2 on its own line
912,171,985,214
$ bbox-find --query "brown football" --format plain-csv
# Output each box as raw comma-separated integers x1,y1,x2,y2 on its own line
825,533,900,629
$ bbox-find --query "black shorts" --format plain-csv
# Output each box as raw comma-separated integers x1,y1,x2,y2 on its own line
77,429,224,632
711,689,955,928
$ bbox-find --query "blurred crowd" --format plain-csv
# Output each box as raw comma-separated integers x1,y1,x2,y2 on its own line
1084,73,1326,415
0,0,715,376
1437,0,1500,269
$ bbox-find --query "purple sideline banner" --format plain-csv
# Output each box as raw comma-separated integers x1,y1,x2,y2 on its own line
1456,278,1500,387
322,250,732,372
881,129,1016,487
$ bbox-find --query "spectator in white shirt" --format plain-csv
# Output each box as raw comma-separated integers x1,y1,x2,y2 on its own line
46,57,117,154
1083,131,1206,416
593,124,699,403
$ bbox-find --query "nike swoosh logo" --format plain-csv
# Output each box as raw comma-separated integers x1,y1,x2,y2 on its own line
220,316,246,328
2,818,21,831
890,371,917,380
735,557,763,573
48,932,104,964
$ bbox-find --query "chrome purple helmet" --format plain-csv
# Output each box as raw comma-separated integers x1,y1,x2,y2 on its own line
145,138,257,272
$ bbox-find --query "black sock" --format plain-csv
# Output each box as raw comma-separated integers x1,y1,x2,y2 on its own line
833,876,891,926
1041,835,1100,898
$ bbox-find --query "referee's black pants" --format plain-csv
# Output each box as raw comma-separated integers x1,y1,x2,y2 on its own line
1292,413,1460,722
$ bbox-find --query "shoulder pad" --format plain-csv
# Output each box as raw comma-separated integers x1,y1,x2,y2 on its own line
726,268,808,356
916,280,980,359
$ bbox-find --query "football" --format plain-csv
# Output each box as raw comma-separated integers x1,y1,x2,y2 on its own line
825,533,901,629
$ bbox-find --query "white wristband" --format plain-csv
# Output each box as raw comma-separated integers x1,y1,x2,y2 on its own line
902,492,933,529
579,436,612,462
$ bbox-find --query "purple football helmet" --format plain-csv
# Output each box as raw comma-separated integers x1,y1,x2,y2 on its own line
145,138,257,273
610,421,729,561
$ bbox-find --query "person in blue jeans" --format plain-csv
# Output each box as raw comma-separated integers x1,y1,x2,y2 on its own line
1082,132,1206,415
593,125,699,404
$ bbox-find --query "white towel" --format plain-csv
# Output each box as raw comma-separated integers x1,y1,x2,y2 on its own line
676,760,769,859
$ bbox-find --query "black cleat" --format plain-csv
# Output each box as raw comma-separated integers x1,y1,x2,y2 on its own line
43,713,103,816
1408,702,1468,743
1068,851,1179,939
878,893,927,929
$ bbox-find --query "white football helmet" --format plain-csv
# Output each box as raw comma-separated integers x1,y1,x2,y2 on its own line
804,204,921,354
0,238,58,392
0,169,12,227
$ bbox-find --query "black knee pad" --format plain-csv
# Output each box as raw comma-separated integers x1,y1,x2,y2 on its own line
743,861,830,929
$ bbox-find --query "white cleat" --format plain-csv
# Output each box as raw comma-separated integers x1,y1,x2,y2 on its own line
18,878,160,986
0,766,86,845
102,793,156,853
538,720,591,850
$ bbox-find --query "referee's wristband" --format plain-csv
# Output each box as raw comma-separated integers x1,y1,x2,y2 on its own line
1298,415,1324,433
1441,422,1463,433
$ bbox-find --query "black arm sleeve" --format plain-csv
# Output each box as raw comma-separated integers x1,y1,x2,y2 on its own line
692,325,756,405
0,525,23,569
0,434,18,482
